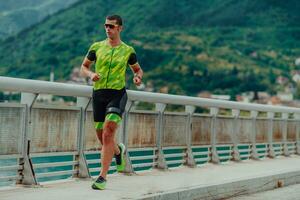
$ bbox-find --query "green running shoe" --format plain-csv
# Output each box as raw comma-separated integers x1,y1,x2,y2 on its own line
91,176,106,190
115,143,126,172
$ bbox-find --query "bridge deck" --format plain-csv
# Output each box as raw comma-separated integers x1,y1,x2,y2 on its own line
1,156,300,200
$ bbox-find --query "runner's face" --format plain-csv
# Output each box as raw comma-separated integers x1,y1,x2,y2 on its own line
104,19,122,39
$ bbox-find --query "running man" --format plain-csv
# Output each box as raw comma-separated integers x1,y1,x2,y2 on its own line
80,15,143,190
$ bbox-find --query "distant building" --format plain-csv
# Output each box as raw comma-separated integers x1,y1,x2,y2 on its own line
268,96,281,105
291,70,300,83
210,94,230,101
277,91,293,102
159,86,169,94
276,76,289,85
197,91,230,100
197,91,211,98
69,67,87,85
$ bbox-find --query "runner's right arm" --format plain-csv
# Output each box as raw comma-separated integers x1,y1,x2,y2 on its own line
80,51,100,82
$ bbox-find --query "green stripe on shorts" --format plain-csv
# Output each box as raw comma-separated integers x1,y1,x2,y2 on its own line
95,122,104,130
105,113,122,124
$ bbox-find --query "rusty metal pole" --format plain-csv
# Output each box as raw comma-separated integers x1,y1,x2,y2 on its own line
232,109,241,161
295,114,300,155
75,97,91,178
282,113,290,156
155,103,167,170
267,112,276,158
20,92,38,185
250,111,260,160
185,105,196,167
122,100,134,174
210,107,220,164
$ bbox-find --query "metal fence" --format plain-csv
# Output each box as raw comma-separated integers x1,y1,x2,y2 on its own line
0,76,299,186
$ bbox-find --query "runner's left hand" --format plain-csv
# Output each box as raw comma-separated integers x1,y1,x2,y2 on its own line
133,76,142,86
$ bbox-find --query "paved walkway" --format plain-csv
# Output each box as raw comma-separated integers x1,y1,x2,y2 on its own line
0,156,300,200
230,183,300,200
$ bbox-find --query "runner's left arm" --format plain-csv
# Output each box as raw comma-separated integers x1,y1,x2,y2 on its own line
128,53,143,86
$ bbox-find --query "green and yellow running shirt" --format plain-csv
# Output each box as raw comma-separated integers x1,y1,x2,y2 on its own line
86,39,137,90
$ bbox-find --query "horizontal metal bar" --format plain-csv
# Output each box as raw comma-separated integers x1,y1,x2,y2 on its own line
164,153,186,158
217,150,233,154
128,147,157,152
84,151,101,155
0,103,25,108
193,113,211,117
195,157,210,162
33,104,81,111
193,151,209,156
257,151,268,155
30,151,78,158
191,145,211,148
273,146,283,150
164,112,188,116
0,76,92,97
0,175,21,182
35,170,77,178
166,159,185,165
33,161,78,169
219,155,232,160
130,155,155,161
273,142,283,145
239,149,251,153
256,143,268,146
257,147,267,150
0,165,22,171
130,110,158,115
133,162,155,168
89,166,116,173
3,76,300,113
0,154,22,159
87,159,101,165
238,144,252,147
240,154,250,158
286,142,297,145
216,144,233,148
162,146,187,150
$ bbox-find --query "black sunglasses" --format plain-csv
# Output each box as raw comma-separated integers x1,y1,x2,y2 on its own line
104,24,118,29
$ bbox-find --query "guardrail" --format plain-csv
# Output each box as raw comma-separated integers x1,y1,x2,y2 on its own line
0,76,299,186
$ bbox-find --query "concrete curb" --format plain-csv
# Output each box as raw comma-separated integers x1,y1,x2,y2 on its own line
138,170,300,200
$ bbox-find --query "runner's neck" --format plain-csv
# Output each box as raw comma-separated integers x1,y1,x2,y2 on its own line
107,38,122,47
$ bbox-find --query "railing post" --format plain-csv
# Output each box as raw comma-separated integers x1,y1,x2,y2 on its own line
250,111,260,160
282,113,290,156
155,103,167,169
121,100,134,174
75,97,91,178
295,114,300,155
185,105,196,167
210,107,220,164
232,109,241,161
267,112,276,158
20,92,38,185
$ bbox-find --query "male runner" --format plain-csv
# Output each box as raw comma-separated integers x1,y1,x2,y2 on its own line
80,15,143,190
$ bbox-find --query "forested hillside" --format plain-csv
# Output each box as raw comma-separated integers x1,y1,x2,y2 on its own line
0,0,79,39
0,0,299,97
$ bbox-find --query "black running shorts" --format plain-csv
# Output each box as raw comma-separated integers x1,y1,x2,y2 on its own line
92,87,127,123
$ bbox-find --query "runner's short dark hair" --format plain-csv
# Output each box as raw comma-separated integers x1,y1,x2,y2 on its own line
106,15,123,26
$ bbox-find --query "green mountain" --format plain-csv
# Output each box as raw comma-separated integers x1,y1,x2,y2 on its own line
0,0,299,97
0,0,79,39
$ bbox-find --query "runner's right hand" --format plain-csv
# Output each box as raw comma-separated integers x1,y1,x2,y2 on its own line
89,72,100,81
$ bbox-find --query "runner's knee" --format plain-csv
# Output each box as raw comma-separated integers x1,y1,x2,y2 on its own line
103,121,117,144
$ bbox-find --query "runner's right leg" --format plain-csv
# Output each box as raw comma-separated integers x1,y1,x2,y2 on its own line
96,128,120,154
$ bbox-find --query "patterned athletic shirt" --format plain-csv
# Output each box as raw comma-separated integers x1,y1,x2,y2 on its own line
86,39,137,90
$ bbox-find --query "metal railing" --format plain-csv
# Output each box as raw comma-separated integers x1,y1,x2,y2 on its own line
0,76,299,186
